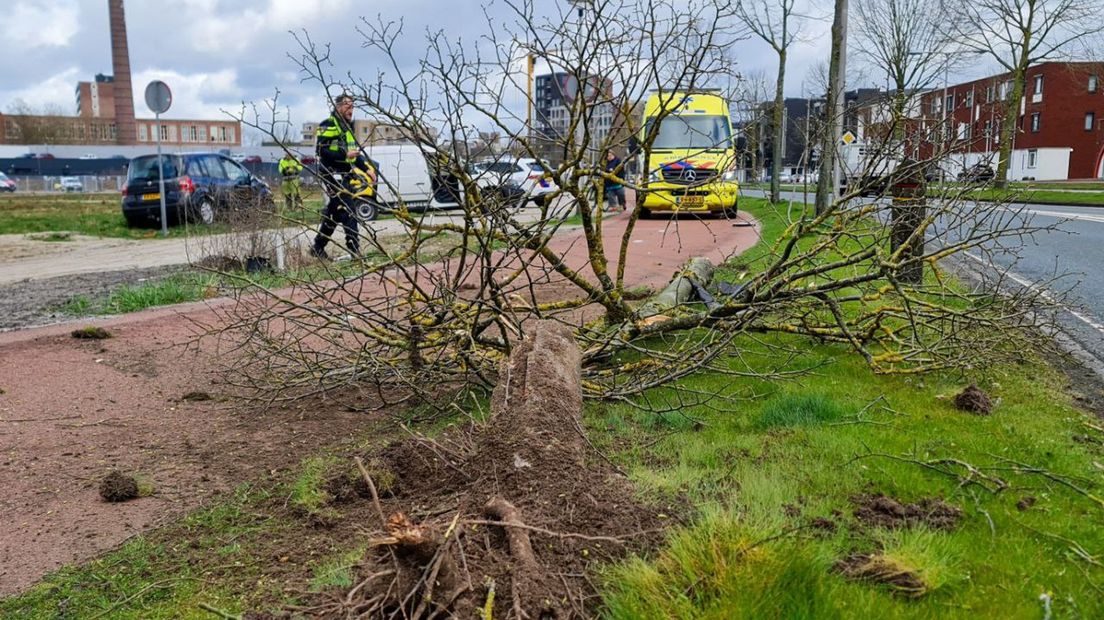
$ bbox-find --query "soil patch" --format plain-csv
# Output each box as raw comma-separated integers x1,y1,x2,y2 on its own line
71,326,112,339
953,384,993,415
288,322,668,619
851,494,963,530
833,553,929,597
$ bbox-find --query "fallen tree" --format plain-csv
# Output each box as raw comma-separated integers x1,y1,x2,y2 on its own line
211,0,1063,415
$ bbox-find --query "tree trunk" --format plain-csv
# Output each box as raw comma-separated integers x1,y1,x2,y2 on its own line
995,34,1033,189
770,49,787,204
816,0,848,215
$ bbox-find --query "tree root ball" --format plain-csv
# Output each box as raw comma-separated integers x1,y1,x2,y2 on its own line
100,471,140,502
953,384,993,415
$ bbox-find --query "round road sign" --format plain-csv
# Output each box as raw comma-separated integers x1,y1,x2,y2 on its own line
144,80,172,114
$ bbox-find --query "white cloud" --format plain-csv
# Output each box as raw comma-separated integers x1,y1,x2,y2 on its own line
129,68,244,120
178,0,352,55
1,67,82,112
3,1,80,48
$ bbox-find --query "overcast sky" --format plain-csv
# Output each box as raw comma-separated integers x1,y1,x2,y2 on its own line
0,0,1003,144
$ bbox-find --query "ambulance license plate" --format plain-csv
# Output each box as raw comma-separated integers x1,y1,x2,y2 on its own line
680,195,705,206
142,193,160,201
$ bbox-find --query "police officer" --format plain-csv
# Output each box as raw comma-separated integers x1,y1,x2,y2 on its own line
311,94,363,260
278,153,303,212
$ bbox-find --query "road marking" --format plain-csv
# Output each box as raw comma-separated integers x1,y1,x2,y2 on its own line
963,251,1104,337
1017,207,1104,223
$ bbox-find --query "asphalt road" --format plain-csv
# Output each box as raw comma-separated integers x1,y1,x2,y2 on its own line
744,188,1104,368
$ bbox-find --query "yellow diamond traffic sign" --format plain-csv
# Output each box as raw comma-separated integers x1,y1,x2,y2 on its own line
841,131,856,145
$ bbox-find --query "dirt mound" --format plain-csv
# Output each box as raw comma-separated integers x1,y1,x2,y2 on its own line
953,384,993,415
71,326,112,340
852,494,962,530
833,553,929,597
99,471,139,503
291,321,667,619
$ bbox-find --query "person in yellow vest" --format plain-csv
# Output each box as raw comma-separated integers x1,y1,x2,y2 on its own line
277,153,303,212
311,94,370,260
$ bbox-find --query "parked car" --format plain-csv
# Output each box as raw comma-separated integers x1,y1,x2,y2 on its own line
957,163,995,183
79,153,99,160
242,155,263,164
34,153,55,160
470,157,557,207
0,172,16,192
229,153,247,163
120,152,273,228
59,176,83,192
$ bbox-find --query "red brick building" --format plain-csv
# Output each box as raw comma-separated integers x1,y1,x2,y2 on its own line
917,62,1104,180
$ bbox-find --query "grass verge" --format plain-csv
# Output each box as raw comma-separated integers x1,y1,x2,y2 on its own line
0,192,327,239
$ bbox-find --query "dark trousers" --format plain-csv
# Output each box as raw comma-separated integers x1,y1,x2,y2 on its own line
313,192,360,256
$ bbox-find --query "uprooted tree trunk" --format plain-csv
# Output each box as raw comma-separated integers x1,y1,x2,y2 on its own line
635,257,716,322
317,321,662,619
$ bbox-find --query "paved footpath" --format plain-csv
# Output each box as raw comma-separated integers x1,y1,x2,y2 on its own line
0,206,758,595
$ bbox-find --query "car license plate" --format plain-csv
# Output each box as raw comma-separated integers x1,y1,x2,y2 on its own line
680,195,705,206
142,193,160,201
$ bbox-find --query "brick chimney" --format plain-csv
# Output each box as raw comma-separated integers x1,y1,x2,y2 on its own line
108,0,137,145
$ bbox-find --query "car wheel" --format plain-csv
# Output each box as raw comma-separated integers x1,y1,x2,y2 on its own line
721,201,738,219
532,195,545,208
194,198,216,225
355,200,378,222
639,207,654,219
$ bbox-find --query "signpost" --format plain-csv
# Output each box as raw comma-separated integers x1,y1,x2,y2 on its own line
144,80,172,236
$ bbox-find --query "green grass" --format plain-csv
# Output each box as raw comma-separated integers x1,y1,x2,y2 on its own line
755,393,846,428
595,199,1104,618
946,187,1104,206
0,192,327,239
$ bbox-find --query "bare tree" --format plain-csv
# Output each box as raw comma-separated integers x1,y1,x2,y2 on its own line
853,0,951,132
731,70,772,180
737,0,803,203
950,0,1104,187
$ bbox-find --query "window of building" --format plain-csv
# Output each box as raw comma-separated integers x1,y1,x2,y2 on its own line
159,124,169,141
945,94,954,113
1027,149,1038,168
1030,113,1041,132
931,97,941,115
1000,80,1013,100
965,90,974,107
138,124,148,142
1087,112,1096,131
1091,75,1099,93
1034,74,1044,94
985,84,994,102
984,120,993,136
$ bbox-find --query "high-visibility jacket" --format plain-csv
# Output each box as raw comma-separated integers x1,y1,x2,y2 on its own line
316,113,357,174
278,157,302,177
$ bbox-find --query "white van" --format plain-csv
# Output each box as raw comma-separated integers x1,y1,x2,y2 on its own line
361,143,463,212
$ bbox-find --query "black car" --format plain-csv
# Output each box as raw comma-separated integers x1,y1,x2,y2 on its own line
957,164,995,183
121,153,272,227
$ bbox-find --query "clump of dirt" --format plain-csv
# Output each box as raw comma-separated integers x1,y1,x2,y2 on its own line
289,322,668,619
195,255,245,272
71,326,112,340
953,384,993,415
99,471,139,503
833,553,929,597
180,391,213,402
1016,496,1037,511
852,494,963,530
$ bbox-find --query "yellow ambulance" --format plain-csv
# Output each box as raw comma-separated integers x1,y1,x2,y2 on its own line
639,90,739,217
